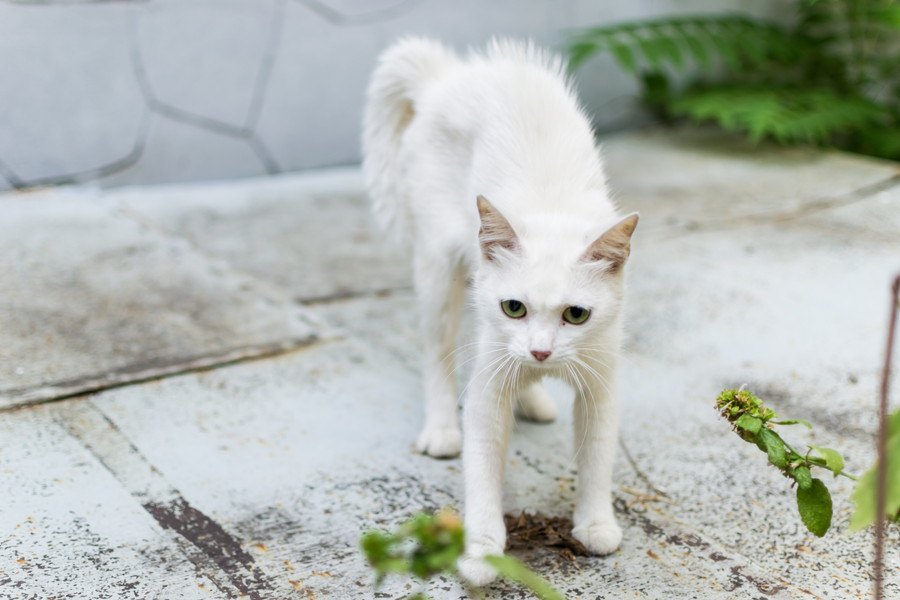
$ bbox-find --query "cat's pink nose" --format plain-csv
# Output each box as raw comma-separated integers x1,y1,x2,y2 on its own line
531,350,551,362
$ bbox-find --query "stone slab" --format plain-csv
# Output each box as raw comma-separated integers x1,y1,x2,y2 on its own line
602,127,900,238
116,168,411,302
0,188,318,408
0,407,228,599
50,337,800,599
1,130,898,599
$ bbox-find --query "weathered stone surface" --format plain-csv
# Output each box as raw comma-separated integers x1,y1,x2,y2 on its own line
0,406,228,599
0,131,897,598
117,168,410,301
0,3,144,184
99,113,267,187
603,128,900,237
0,189,318,408
134,0,279,129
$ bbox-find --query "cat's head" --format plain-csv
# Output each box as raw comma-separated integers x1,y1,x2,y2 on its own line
474,195,638,369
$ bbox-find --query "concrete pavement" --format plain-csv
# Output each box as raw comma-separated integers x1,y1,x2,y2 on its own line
1,128,898,599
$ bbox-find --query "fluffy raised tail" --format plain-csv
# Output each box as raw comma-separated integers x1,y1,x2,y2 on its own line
362,37,457,242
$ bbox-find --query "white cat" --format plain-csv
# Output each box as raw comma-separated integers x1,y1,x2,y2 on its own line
362,37,638,585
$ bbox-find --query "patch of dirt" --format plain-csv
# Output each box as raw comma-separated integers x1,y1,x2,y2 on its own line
504,512,590,562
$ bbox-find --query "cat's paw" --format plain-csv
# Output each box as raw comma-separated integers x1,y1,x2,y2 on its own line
457,554,498,587
572,519,623,556
415,425,461,458
516,385,558,423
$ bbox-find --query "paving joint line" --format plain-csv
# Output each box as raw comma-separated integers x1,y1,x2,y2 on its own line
295,285,413,306
0,335,333,414
656,171,900,240
54,401,287,600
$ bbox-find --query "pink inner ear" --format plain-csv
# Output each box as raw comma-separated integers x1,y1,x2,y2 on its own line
477,195,519,258
583,214,638,267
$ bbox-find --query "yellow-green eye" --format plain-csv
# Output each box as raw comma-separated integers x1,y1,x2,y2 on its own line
501,299,527,319
562,305,591,325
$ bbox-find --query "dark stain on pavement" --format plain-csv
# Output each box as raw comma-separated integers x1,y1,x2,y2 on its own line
144,496,273,600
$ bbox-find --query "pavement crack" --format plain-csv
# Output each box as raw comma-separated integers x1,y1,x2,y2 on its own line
619,438,670,499
0,336,321,412
296,285,412,306
658,171,900,239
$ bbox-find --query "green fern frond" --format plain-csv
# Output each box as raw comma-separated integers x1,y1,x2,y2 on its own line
567,15,807,73
566,1,900,160
671,87,885,144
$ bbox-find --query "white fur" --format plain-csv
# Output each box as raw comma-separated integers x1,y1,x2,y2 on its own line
363,37,637,585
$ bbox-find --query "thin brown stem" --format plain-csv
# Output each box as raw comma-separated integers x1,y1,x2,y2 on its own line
874,274,899,600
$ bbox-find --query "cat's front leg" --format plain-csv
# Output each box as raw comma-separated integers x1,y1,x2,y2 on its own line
413,254,466,458
571,362,623,555
458,355,514,586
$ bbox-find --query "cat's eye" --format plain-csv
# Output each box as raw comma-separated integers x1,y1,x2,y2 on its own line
562,305,591,325
501,299,527,319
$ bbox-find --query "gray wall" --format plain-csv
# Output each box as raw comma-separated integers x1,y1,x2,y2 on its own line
0,0,782,191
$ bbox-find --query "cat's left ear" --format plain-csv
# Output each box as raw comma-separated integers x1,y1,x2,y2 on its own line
477,195,519,260
582,213,639,271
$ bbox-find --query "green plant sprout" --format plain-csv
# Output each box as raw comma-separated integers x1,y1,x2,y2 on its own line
568,1,900,161
715,388,856,537
361,508,564,600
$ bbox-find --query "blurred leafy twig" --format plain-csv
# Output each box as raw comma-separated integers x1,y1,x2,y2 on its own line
361,508,564,600
715,388,854,537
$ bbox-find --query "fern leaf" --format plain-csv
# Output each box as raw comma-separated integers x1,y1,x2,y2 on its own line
671,86,885,145
610,42,638,73
672,23,712,68
568,14,807,75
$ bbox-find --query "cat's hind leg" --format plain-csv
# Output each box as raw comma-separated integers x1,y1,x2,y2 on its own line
413,251,466,458
515,380,558,423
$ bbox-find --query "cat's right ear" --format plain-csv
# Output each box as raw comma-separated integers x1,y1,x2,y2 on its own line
477,195,518,260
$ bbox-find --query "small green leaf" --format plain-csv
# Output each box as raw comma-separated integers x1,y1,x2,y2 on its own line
757,428,788,468
485,555,565,600
796,478,833,537
810,446,845,477
735,414,763,435
772,419,813,429
793,465,813,490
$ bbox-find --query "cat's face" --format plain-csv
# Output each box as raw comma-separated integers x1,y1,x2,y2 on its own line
475,195,637,369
